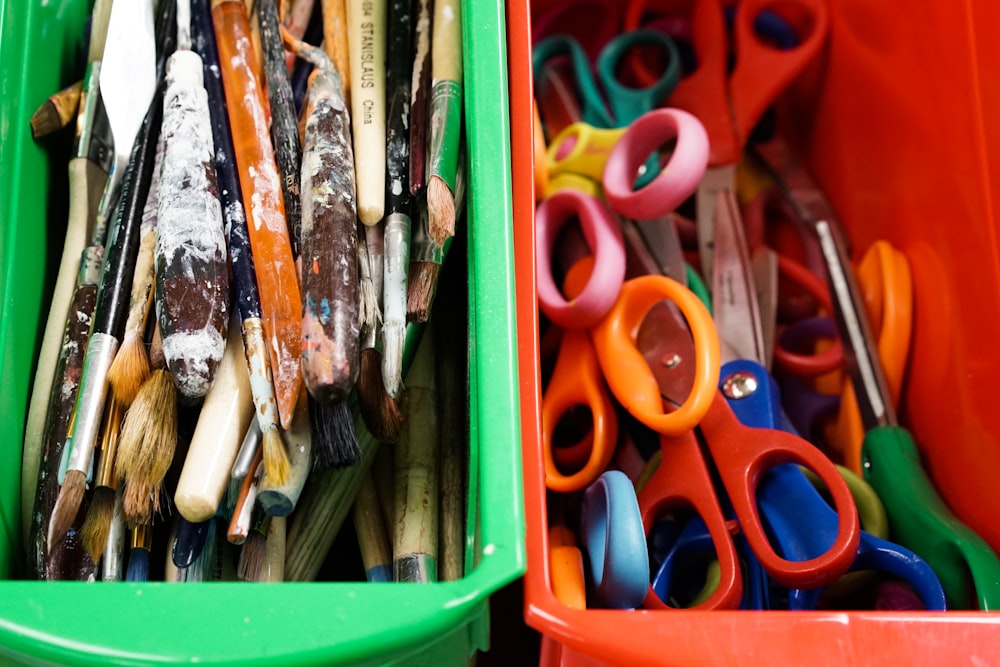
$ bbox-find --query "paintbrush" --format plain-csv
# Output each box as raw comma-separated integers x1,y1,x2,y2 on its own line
228,449,263,545
284,33,360,404
115,330,179,528
321,0,351,104
425,0,462,246
175,311,255,522
288,0,325,115
353,469,393,582
310,397,362,468
27,248,102,580
106,139,161,408
360,223,384,335
166,516,221,582
258,389,312,516
393,327,439,582
238,507,270,580
433,250,467,581
285,413,373,581
283,0,316,71
213,0,302,430
407,147,464,322
382,0,413,399
193,0,291,487
79,397,123,562
408,0,433,195
232,421,262,482
371,443,395,536
101,484,126,582
345,0,386,226
48,76,166,549
30,79,83,139
21,0,114,546
257,0,303,256
172,516,213,569
156,0,230,402
125,523,153,582
258,515,286,582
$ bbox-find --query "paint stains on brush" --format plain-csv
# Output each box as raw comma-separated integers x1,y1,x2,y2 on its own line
28,250,101,581
213,0,302,428
300,56,360,404
156,50,229,400
409,0,433,194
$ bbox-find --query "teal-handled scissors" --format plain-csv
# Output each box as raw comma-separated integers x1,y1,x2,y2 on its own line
532,30,680,130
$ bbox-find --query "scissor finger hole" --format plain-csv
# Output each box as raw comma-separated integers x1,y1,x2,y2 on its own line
647,510,725,609
551,405,596,472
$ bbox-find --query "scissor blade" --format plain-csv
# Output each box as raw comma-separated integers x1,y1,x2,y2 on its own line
711,189,767,365
751,246,778,371
637,301,698,408
751,139,895,429
635,215,688,285
696,164,737,280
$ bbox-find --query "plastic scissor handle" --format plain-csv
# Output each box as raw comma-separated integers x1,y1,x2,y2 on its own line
603,108,709,221
541,328,619,493
706,382,860,589
536,189,626,329
597,29,681,126
533,35,616,129
581,471,650,609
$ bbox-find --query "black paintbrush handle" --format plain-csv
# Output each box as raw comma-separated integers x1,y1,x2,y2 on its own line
92,85,164,337
386,0,413,215
256,0,303,258
155,0,177,82
192,0,261,322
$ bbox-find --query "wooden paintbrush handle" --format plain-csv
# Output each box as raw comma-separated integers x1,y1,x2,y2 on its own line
299,61,360,403
27,251,102,580
321,0,351,104
408,0,433,194
393,329,439,582
213,0,302,429
257,0,303,256
427,0,463,191
258,390,312,516
21,155,108,546
156,49,230,400
353,470,393,582
258,516,286,582
345,0,386,225
175,313,254,522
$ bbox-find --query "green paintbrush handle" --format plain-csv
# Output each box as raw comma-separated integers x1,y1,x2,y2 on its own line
864,424,1000,609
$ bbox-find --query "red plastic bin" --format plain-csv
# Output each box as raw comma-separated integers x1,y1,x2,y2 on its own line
509,0,1000,664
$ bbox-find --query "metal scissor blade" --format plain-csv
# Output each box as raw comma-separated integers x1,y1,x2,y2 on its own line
635,215,688,285
711,189,767,366
637,301,698,409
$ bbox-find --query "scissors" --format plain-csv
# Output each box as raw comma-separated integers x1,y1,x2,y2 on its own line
753,134,1000,610
538,109,709,493
620,0,830,279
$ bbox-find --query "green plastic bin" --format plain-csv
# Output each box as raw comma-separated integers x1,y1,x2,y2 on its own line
0,0,524,664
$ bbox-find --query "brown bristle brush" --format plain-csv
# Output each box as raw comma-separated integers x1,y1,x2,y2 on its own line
30,79,83,139
79,397,123,562
116,327,178,527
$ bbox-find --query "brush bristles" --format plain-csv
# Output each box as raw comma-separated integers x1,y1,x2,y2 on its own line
262,426,290,487
47,469,87,548
358,277,383,332
237,531,266,581
357,348,402,443
80,486,116,562
107,334,152,406
125,548,149,582
427,176,456,247
116,369,177,526
30,103,63,139
407,262,440,323
310,398,362,468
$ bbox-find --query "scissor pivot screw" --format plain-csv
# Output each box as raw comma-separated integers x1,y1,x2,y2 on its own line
661,353,682,369
722,372,758,399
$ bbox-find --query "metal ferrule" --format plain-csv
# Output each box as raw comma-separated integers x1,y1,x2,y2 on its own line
67,332,118,475
95,399,122,488
409,205,441,263
231,419,262,481
393,554,438,583
76,62,113,175
102,487,126,582
130,523,152,550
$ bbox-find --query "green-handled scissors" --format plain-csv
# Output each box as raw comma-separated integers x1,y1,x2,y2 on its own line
754,136,1000,610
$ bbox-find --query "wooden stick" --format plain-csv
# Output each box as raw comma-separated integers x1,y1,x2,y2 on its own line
393,327,438,582
345,0,386,225
212,0,303,429
321,0,351,105
353,470,393,582
408,0,433,195
174,311,254,522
